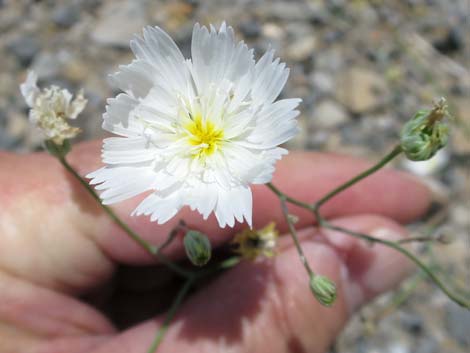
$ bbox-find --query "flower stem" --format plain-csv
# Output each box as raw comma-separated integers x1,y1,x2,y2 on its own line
313,145,402,210
266,183,315,211
147,278,195,353
58,156,192,279
321,220,470,309
279,196,314,277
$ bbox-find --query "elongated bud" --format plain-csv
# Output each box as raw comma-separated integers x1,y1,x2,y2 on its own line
183,230,211,267
309,274,337,307
400,98,450,161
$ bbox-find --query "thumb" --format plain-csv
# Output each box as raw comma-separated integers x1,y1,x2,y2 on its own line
90,214,413,353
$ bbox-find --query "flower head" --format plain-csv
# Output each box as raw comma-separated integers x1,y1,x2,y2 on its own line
87,23,301,228
400,97,450,161
20,71,86,145
232,222,279,260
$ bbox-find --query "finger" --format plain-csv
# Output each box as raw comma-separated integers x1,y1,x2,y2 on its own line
89,214,413,353
70,140,430,262
0,138,430,288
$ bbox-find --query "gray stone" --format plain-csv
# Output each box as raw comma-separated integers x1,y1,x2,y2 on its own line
310,72,335,96
91,0,146,48
7,36,40,67
286,36,317,62
414,337,439,353
446,302,470,347
52,5,80,28
311,100,349,129
239,20,261,39
265,2,316,21
336,67,388,114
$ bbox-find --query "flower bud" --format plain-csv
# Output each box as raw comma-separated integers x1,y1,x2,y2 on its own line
44,139,71,158
400,98,450,161
183,230,211,267
309,275,337,307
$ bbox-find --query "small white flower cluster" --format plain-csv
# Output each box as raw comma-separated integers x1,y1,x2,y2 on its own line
20,72,87,145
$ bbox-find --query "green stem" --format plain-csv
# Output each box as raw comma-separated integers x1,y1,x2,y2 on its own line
58,156,192,279
147,278,194,353
279,196,314,277
266,183,315,211
314,145,402,209
321,221,470,309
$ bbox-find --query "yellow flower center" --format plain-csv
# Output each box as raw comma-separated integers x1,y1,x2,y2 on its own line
185,114,224,159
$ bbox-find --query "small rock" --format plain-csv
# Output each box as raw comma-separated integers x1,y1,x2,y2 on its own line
414,337,439,353
451,98,470,154
286,36,317,62
239,20,261,39
445,302,470,347
311,100,349,129
32,52,64,79
52,4,80,28
7,36,41,67
91,0,146,48
262,23,285,40
265,1,315,21
0,129,17,150
310,71,335,96
336,67,388,113
399,311,424,335
433,28,464,55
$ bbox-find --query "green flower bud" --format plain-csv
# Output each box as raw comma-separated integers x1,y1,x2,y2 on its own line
183,230,212,267
309,275,337,307
400,98,450,161
44,139,71,159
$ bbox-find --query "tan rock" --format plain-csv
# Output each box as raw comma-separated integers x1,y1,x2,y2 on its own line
336,67,388,113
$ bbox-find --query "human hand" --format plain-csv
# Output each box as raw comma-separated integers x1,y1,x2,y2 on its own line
0,140,430,353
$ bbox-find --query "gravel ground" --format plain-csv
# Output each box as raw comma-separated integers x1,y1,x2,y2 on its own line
0,1,469,352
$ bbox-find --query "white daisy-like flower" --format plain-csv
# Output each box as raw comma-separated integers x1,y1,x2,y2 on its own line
20,71,86,145
88,23,301,228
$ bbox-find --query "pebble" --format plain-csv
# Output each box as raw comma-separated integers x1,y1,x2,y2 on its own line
286,36,317,62
239,20,262,39
311,99,349,129
433,28,464,54
52,4,80,28
310,71,335,96
336,67,388,114
446,302,470,347
91,1,146,48
7,35,41,67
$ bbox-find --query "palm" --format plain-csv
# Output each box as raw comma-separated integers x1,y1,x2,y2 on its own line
0,141,430,353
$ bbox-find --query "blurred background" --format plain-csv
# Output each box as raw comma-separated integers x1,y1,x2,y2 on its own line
0,0,469,352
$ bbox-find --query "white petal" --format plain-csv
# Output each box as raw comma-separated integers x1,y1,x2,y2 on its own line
130,26,188,93
87,166,156,204
102,93,141,137
251,50,290,104
110,60,155,98
214,185,252,228
102,137,156,165
20,71,39,107
132,191,182,224
191,23,254,94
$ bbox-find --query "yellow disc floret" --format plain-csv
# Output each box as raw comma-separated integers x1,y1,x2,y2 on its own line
185,114,224,159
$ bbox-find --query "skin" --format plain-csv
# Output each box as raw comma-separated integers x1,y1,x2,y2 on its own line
0,140,431,353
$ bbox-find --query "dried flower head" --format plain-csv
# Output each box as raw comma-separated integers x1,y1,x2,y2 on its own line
87,23,301,228
20,71,86,145
232,222,279,260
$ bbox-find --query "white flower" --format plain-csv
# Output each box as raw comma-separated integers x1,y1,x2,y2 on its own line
87,23,301,228
20,71,86,144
